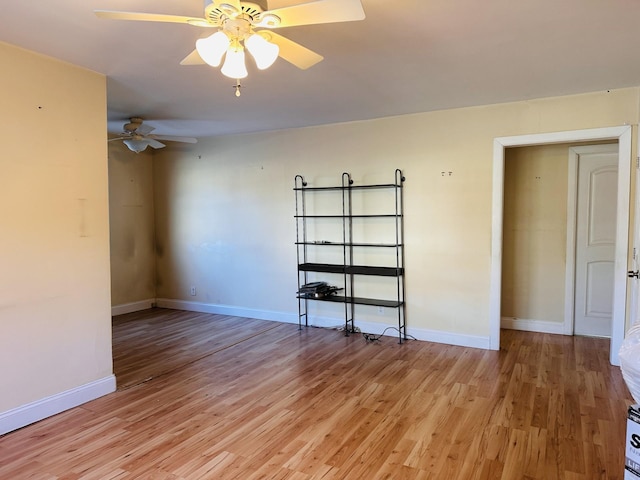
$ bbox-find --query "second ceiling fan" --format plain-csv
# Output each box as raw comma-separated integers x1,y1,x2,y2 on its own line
96,0,366,92
110,118,197,153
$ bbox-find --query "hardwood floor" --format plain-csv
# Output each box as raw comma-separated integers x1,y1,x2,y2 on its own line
112,309,280,389
0,309,634,479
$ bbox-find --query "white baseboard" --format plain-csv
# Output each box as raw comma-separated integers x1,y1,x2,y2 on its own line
157,299,491,350
501,316,567,335
0,375,116,436
156,298,298,324
408,326,491,349
356,320,490,349
301,314,489,348
112,299,156,316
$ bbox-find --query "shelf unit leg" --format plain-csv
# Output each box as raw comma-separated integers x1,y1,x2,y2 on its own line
344,315,355,336
299,312,308,330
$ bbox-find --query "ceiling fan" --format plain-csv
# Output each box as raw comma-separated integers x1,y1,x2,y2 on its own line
95,0,366,94
109,118,198,153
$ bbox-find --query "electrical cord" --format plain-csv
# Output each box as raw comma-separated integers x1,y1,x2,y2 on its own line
308,323,417,343
362,327,417,343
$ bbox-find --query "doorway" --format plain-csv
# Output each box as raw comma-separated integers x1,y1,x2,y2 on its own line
490,126,632,365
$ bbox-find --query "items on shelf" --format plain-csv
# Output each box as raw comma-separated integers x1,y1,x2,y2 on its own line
297,281,342,299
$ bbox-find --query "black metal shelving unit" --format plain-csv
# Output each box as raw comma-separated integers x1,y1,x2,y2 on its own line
294,169,406,343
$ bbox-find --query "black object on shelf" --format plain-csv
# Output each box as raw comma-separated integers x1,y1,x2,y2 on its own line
294,169,406,343
297,281,342,299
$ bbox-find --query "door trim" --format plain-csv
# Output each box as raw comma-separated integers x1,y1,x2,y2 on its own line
565,144,619,336
490,126,631,365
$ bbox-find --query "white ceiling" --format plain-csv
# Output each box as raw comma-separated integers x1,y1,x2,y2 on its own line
3,0,640,138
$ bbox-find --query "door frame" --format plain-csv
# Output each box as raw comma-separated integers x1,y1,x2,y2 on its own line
490,126,631,365
565,144,619,336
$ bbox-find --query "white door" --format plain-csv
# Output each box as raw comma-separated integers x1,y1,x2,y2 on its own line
630,148,640,328
574,146,618,337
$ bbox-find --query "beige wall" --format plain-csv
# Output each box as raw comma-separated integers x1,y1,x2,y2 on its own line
108,141,156,306
502,144,570,323
151,88,640,343
0,42,113,413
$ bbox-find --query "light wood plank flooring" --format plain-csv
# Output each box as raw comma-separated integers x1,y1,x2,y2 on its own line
112,309,280,389
0,309,634,479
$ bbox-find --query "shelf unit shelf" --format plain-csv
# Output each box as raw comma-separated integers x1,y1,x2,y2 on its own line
298,263,404,277
296,242,404,248
296,295,403,308
294,214,401,218
294,169,406,343
293,183,401,191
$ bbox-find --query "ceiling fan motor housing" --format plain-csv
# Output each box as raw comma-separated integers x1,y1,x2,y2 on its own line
124,117,143,132
205,1,280,29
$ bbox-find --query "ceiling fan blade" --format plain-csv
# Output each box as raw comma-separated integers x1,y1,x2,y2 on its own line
262,0,365,28
261,31,323,69
180,49,206,66
136,124,155,135
108,137,126,142
151,135,198,144
264,0,299,9
147,139,167,149
94,10,210,27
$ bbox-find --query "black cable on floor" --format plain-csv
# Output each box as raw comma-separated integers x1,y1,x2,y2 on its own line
362,327,417,343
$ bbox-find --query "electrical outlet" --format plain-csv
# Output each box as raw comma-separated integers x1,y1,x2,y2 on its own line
190,286,196,296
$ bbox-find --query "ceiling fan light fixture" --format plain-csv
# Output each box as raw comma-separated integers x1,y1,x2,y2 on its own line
246,33,279,70
123,138,149,153
221,44,248,79
196,31,230,67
